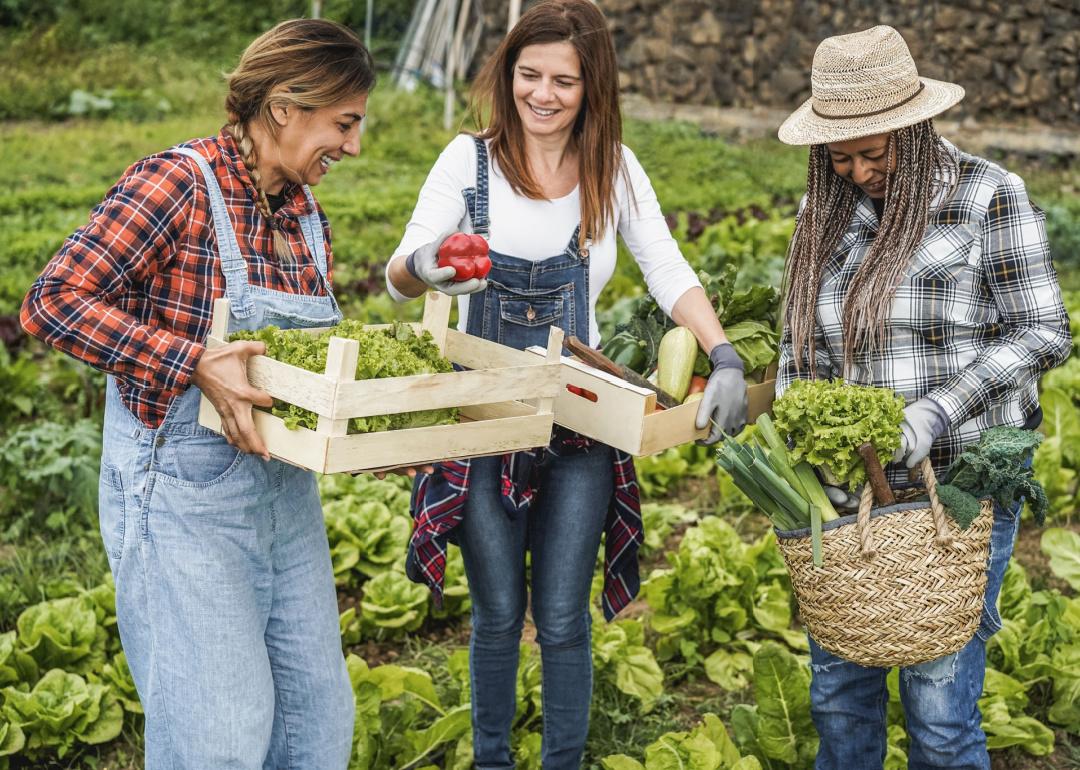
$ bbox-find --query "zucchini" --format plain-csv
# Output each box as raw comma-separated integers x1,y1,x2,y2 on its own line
656,326,698,402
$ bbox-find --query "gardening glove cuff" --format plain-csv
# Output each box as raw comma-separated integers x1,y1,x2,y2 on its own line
708,341,744,372
406,232,488,297
695,343,748,446
893,397,950,469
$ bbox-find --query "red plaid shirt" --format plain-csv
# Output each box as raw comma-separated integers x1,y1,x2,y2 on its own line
20,130,334,428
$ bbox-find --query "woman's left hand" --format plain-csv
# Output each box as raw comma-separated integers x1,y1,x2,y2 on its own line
695,342,748,445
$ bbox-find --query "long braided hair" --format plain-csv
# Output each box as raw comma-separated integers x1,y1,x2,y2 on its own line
224,20,375,263
782,119,959,375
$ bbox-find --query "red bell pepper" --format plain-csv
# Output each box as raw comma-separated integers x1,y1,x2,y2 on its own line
437,233,491,282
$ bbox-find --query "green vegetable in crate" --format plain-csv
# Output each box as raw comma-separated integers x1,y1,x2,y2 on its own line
602,265,780,379
773,379,904,489
656,326,698,402
230,320,458,434
601,329,648,371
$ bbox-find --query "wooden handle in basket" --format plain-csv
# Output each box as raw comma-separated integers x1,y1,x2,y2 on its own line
858,443,895,506
855,456,953,559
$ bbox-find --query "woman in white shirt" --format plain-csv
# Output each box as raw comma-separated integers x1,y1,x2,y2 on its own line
386,2,746,766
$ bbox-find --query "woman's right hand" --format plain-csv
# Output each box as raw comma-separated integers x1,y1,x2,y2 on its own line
191,341,274,460
405,231,489,296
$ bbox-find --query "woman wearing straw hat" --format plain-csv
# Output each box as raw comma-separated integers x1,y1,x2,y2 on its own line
776,25,1070,768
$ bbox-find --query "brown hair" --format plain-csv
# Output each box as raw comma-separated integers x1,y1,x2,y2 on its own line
224,19,376,263
470,0,624,247
782,119,959,374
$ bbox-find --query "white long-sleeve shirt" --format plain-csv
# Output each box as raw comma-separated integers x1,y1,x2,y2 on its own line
387,134,700,346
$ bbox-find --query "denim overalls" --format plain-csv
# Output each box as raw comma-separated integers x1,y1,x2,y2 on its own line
98,147,354,770
455,138,614,770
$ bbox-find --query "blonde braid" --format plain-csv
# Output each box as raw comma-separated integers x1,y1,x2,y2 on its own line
227,120,294,265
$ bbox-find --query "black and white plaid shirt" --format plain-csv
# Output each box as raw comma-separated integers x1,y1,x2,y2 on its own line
777,141,1072,482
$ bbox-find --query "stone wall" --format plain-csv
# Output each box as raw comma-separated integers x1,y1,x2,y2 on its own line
476,0,1080,124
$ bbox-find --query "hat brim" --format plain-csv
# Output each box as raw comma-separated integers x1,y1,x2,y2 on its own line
778,78,965,146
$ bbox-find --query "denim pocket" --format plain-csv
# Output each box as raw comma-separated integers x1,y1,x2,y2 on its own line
98,464,126,561
153,433,245,489
495,291,573,348
262,306,340,327
499,296,564,327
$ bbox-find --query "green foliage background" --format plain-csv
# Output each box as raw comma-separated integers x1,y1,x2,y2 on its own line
0,4,1078,768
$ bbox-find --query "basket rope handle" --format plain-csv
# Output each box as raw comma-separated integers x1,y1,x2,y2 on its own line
855,456,953,558
920,457,954,548
856,483,877,559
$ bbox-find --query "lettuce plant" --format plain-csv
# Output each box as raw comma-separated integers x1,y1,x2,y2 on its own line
601,712,762,770
592,618,664,712
1,668,122,758
0,632,37,689
644,518,801,669
231,320,457,433
16,596,106,676
358,571,429,639
325,499,411,586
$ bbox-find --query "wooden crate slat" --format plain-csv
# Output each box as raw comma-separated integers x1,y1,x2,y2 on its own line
531,344,779,456
333,364,561,418
316,336,359,436
639,403,707,456
444,329,549,370
555,362,649,452
243,356,338,417
459,401,537,420
199,399,330,469
322,413,552,473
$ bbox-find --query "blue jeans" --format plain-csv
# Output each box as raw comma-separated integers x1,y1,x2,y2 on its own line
809,501,1021,769
459,446,614,770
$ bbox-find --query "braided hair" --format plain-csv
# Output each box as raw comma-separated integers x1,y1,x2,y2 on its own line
782,119,959,375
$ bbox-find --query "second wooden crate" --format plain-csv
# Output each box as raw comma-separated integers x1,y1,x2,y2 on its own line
539,354,777,456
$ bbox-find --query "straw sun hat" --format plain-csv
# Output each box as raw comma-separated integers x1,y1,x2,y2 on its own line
778,25,965,146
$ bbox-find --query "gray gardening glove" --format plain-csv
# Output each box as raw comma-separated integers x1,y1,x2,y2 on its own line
695,342,748,445
893,397,950,469
823,485,861,511
405,231,488,296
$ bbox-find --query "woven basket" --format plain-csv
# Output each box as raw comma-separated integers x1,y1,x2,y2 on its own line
775,458,994,668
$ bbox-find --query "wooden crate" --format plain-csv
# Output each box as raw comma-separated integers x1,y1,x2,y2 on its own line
536,354,777,456
198,292,564,474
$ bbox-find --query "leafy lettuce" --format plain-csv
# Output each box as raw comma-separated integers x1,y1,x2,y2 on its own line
772,379,905,488
1,669,122,758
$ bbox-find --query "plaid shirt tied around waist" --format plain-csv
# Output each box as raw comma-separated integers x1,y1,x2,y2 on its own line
407,432,643,621
778,141,1071,483
20,130,334,429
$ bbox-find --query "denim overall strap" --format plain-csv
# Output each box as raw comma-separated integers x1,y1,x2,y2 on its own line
298,185,330,281
462,137,491,237
171,147,256,319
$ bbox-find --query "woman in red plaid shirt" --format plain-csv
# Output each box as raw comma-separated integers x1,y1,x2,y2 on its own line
21,20,373,770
